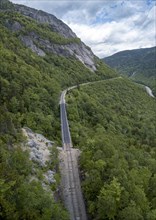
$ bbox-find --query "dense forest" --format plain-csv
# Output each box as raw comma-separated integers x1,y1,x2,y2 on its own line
1,1,156,219
0,1,117,219
67,78,156,219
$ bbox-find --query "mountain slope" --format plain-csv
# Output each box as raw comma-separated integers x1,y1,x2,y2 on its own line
0,0,117,140
103,47,156,94
67,78,156,219
2,1,155,219
1,0,97,71
0,0,117,219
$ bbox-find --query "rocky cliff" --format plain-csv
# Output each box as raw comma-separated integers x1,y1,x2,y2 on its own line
15,4,77,39
1,1,96,71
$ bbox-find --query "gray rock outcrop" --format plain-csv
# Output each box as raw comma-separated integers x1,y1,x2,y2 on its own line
23,127,54,167
14,4,96,71
15,4,76,39
20,35,45,56
5,20,22,32
44,170,56,184
22,127,56,190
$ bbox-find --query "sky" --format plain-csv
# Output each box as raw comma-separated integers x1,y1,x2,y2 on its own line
11,0,156,58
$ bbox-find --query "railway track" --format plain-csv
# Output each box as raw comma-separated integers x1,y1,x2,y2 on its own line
66,144,81,220
60,91,87,220
59,78,122,219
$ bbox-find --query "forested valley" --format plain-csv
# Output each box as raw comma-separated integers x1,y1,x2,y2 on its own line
0,0,156,219
67,78,156,219
103,47,156,95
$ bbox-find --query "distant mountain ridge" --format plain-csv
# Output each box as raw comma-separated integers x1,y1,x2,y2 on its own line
103,47,156,94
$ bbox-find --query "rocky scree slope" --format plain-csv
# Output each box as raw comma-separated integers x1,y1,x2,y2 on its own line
2,0,96,71
22,127,57,191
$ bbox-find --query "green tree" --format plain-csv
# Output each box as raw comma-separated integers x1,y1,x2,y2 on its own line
97,178,122,219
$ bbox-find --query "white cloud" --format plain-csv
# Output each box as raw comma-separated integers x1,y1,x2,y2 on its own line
67,4,156,58
11,0,156,58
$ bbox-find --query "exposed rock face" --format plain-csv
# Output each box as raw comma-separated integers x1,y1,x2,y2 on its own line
5,20,22,32
23,127,54,167
20,31,96,70
14,4,96,71
15,4,76,39
22,127,56,191
20,35,46,56
44,170,56,184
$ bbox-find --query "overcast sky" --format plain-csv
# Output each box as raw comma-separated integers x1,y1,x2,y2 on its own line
11,0,156,58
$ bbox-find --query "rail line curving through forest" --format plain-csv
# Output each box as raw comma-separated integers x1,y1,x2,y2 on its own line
59,76,155,220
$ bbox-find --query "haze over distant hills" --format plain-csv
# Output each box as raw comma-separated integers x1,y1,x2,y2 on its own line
103,47,156,95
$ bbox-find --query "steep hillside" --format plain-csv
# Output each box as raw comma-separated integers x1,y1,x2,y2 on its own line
103,47,156,95
2,1,155,219
67,78,156,219
0,0,117,141
0,0,117,219
1,0,98,71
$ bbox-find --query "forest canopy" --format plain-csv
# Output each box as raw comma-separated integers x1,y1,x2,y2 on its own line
0,5,117,219
67,78,156,219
